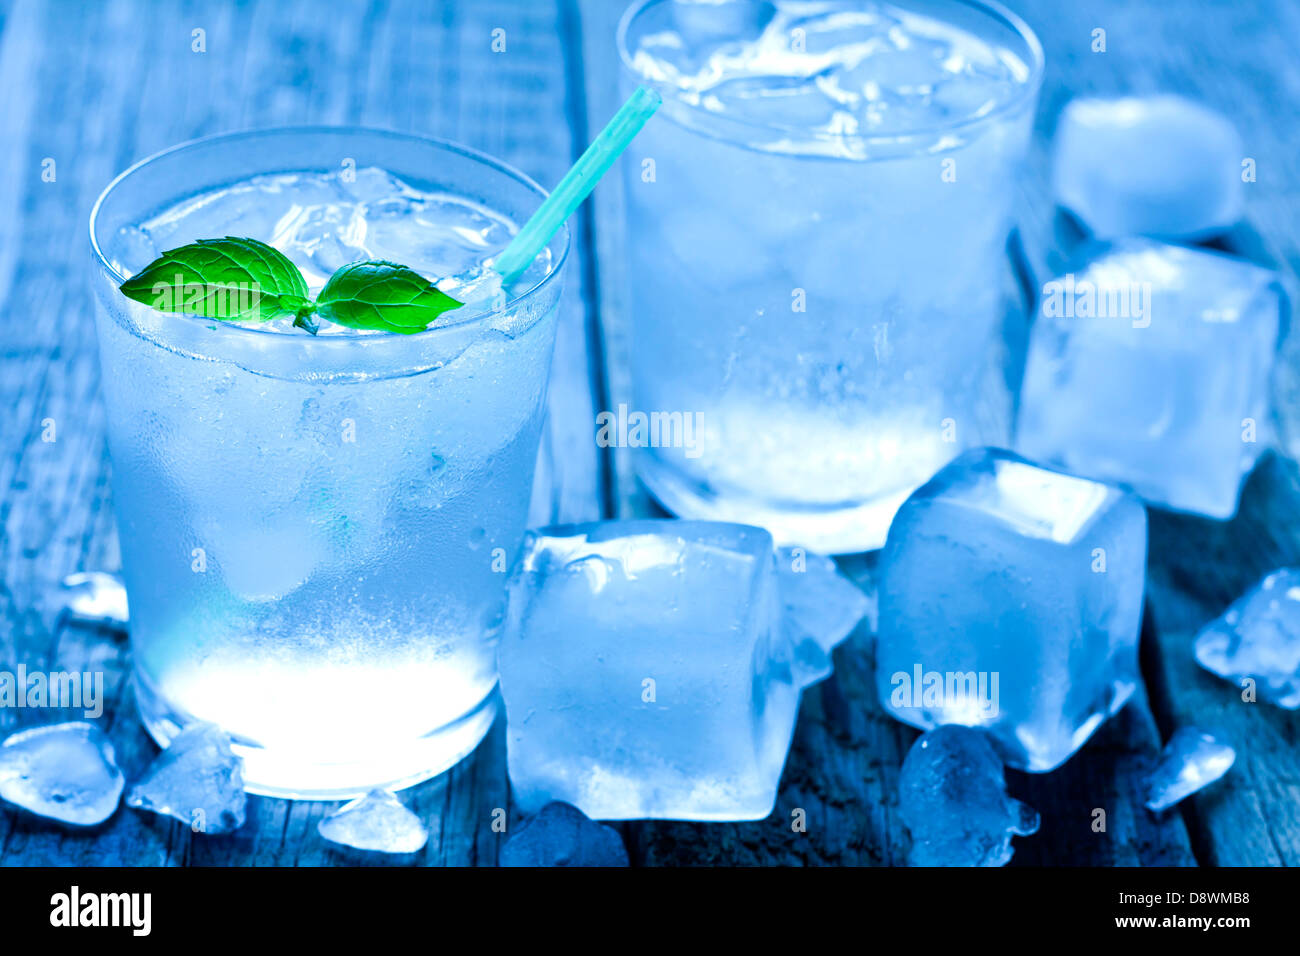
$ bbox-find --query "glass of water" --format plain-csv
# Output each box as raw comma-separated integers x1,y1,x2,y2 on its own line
618,0,1043,552
90,128,568,797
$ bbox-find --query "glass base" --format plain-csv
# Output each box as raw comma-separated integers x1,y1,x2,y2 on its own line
134,670,498,800
635,451,914,554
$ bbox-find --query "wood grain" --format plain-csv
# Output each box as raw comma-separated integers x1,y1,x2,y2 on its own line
1004,0,1300,867
2,0,1298,866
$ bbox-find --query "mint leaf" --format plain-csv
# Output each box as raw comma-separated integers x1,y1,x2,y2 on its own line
119,240,463,336
120,237,310,322
314,260,462,334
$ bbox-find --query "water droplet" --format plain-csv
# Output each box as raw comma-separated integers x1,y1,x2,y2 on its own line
481,598,507,634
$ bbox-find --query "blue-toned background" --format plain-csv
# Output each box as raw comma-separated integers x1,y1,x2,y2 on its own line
1,0,1298,865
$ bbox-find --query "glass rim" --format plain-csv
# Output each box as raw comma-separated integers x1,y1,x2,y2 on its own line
88,125,570,344
616,0,1046,149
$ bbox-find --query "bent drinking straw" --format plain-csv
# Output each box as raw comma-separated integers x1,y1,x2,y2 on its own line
493,85,662,285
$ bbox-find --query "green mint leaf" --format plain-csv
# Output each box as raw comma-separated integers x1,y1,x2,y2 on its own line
119,237,310,323
315,260,463,334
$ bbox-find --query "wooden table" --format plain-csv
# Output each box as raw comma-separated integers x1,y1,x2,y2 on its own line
1,0,1297,866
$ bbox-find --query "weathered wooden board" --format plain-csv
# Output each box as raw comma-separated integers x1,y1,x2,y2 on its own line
1003,0,1300,866
2,0,1298,867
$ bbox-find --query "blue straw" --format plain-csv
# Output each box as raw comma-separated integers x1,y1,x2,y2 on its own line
494,86,662,285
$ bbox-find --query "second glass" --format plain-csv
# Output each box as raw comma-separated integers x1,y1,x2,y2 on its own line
619,0,1043,552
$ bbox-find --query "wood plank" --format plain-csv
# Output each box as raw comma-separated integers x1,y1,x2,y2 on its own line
1008,621,1194,866
1141,457,1300,867
1004,0,1300,865
5,0,1297,868
0,0,603,866
568,0,663,521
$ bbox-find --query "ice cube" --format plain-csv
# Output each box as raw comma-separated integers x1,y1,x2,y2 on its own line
1016,240,1283,519
270,201,370,289
362,196,514,284
783,5,898,57
500,801,629,867
126,722,246,834
1194,568,1300,708
498,520,865,820
647,199,777,288
336,165,409,205
317,789,428,854
670,0,777,46
1144,727,1235,813
139,174,330,255
111,225,160,277
899,725,1039,867
0,722,124,826
776,546,870,685
439,267,505,316
701,76,843,130
1052,95,1245,240
61,571,129,630
876,448,1147,772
